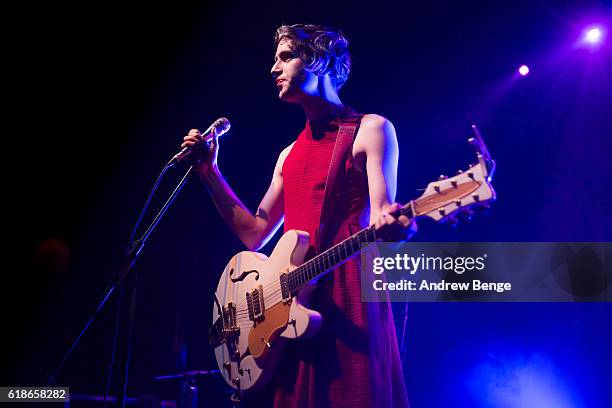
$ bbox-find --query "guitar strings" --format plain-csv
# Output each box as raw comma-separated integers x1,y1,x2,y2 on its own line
227,228,372,306
230,237,364,308
218,231,376,326
233,242,359,309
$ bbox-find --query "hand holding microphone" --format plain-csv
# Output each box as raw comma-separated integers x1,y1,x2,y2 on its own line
174,118,231,173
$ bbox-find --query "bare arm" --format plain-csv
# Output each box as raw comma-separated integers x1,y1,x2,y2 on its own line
198,143,292,251
355,114,415,240
355,114,399,223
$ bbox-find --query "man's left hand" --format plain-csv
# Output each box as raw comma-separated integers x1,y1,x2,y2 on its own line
373,202,417,242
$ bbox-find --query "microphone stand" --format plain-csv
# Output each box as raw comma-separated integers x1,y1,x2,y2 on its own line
47,163,194,408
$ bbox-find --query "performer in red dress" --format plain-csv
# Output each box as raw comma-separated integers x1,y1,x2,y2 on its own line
182,24,415,407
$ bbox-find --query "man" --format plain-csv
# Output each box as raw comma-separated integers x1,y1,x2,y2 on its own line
182,24,413,407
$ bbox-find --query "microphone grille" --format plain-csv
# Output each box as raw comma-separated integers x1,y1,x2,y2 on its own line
214,117,231,134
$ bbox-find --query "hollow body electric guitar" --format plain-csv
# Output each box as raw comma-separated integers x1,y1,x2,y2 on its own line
210,126,496,393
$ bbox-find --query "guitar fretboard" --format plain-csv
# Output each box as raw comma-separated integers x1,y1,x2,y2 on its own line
284,204,415,294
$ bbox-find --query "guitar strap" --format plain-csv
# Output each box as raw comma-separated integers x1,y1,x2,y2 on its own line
315,116,362,252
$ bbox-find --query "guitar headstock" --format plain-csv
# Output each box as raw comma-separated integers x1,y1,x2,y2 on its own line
403,125,496,223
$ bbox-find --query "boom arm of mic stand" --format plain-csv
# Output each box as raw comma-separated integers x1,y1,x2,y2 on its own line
46,165,195,386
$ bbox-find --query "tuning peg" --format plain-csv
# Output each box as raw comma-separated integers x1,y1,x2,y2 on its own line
467,172,475,180
438,207,446,216
454,199,462,207
451,179,458,188
472,194,480,202
434,185,441,193
439,174,448,180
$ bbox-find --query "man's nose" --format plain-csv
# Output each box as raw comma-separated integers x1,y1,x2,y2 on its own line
271,61,281,77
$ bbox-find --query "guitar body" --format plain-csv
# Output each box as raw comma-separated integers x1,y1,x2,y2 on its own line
210,128,497,394
212,230,322,391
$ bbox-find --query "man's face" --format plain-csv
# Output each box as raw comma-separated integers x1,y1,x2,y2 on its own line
271,39,318,103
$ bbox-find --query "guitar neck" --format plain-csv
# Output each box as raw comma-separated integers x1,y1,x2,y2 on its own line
286,204,415,294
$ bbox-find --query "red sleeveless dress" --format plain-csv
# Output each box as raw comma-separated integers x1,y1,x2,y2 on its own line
265,112,409,408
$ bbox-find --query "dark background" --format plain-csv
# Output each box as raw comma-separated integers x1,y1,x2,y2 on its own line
5,0,611,407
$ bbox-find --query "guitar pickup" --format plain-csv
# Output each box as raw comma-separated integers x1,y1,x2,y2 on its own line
246,285,265,323
280,272,292,303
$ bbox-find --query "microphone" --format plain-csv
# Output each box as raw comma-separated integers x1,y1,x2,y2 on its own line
170,117,231,165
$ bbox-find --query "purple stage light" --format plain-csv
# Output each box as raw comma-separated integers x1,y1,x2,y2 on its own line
518,65,530,76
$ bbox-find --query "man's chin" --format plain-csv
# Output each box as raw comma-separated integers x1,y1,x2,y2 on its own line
278,89,300,103
278,92,299,104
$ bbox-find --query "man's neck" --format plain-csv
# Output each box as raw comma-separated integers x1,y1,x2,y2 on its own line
302,96,346,125
299,79,345,124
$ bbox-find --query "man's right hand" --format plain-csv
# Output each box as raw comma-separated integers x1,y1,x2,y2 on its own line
181,128,219,176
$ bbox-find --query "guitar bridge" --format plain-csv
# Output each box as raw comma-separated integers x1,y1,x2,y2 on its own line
246,285,265,322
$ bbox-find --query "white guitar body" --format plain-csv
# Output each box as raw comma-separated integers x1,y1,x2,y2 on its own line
212,230,322,392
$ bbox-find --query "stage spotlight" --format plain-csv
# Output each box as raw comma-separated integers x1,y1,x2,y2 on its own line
579,25,606,49
518,65,530,76
585,27,602,43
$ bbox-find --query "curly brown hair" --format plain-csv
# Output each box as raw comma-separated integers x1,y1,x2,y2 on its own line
275,24,351,90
